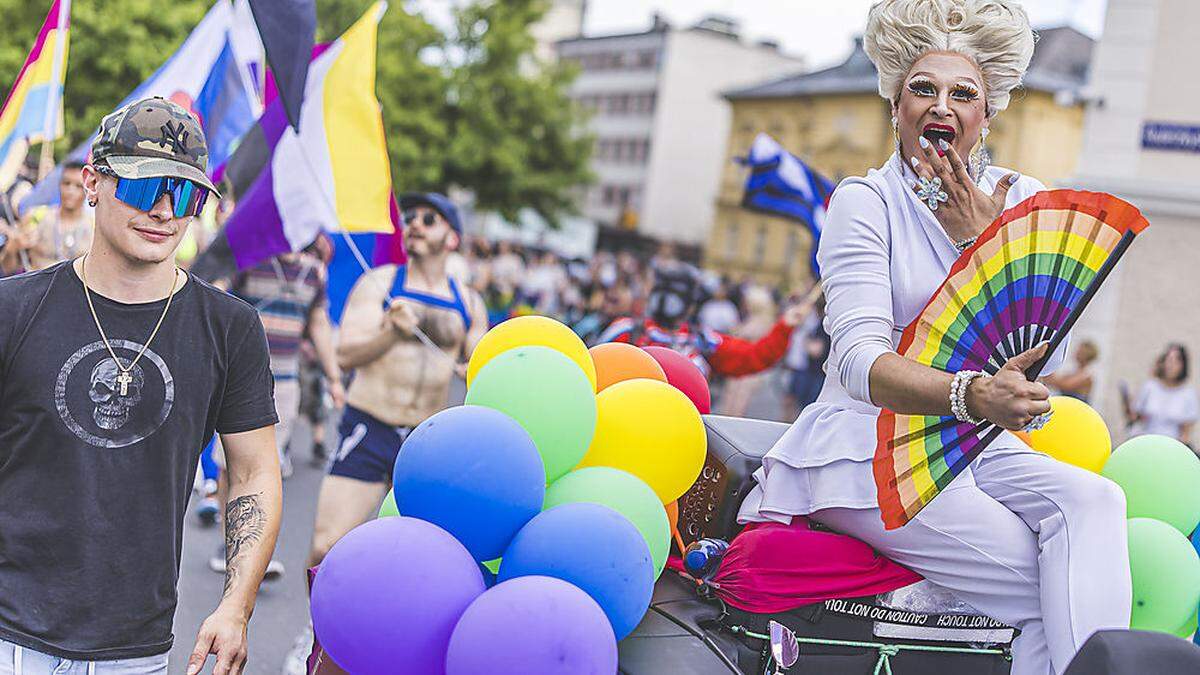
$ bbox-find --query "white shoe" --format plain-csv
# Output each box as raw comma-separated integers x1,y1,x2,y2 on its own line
263,559,286,581
281,623,314,675
280,454,294,480
208,546,226,574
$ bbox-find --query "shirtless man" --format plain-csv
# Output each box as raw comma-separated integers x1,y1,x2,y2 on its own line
305,192,487,568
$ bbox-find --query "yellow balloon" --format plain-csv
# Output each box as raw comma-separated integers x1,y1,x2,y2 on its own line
578,379,706,503
466,316,597,392
1027,396,1112,473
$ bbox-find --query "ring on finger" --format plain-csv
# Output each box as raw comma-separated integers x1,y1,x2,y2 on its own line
1022,411,1053,433
916,176,949,211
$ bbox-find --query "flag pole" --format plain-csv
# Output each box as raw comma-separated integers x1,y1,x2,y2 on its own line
38,0,70,180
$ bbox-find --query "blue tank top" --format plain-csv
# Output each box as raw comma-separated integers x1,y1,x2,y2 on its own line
383,265,471,330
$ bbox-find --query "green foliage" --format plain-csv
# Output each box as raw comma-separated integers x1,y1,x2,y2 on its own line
0,0,210,153
0,0,592,223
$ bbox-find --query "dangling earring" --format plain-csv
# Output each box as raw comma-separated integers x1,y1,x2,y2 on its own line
969,127,991,183
892,116,901,156
87,198,97,207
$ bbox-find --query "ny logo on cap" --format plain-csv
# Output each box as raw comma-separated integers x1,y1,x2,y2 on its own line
157,121,190,155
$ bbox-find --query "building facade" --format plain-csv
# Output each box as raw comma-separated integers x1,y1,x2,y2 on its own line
556,17,803,250
705,28,1093,291
1066,0,1200,432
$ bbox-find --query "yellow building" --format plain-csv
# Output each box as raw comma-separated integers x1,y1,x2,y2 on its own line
705,28,1094,290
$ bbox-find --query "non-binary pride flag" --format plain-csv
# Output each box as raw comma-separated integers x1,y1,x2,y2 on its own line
0,0,71,188
740,133,835,278
224,1,394,269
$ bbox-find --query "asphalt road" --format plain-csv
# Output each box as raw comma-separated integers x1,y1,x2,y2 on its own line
169,370,794,674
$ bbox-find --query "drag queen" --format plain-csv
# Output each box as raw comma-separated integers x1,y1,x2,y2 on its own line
738,2,1131,673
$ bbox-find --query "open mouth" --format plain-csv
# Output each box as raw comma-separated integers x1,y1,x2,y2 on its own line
922,124,956,155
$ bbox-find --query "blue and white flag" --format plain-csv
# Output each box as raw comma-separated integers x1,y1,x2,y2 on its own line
20,1,260,213
740,133,835,277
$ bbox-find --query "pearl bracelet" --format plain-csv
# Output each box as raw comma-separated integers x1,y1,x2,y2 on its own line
950,370,986,425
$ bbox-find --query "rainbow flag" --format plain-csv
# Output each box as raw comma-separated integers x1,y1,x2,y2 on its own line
0,0,71,188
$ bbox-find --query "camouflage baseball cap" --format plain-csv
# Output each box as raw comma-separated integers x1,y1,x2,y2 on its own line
90,96,219,196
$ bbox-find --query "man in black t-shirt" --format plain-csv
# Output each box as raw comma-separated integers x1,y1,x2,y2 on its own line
0,97,282,675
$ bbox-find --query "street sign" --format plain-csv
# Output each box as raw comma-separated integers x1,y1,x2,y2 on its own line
1142,122,1200,153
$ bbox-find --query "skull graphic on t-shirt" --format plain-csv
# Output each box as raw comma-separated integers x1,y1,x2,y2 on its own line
88,358,145,430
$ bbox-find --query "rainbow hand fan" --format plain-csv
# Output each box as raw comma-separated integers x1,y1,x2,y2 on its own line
873,190,1148,529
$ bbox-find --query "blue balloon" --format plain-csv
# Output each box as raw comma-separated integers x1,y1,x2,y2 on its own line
394,406,545,561
498,502,654,640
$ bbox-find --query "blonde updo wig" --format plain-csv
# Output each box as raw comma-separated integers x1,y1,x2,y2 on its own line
864,0,1035,115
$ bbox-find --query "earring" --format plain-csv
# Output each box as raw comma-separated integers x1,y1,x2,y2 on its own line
968,127,990,183
87,198,97,207
892,116,901,156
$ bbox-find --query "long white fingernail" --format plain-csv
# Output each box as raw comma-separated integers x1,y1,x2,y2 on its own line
938,138,949,151
910,156,920,169
918,135,930,149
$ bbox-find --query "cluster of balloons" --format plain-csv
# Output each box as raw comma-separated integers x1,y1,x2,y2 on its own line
310,316,710,673
1020,396,1200,639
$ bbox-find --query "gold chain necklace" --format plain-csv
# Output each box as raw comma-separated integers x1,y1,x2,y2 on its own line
81,254,180,396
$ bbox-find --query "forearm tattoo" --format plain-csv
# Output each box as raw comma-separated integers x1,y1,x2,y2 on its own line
224,493,265,596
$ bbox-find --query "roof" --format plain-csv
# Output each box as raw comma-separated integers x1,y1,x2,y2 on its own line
725,26,1093,101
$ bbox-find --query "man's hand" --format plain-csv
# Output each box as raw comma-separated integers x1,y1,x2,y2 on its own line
328,379,347,408
386,298,419,336
781,301,814,328
187,605,249,675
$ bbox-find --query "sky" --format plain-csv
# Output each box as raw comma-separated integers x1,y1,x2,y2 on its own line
412,0,1109,69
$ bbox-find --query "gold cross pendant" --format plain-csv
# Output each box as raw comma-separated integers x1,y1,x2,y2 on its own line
117,371,133,396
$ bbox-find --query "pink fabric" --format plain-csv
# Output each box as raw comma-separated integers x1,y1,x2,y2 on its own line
711,519,922,613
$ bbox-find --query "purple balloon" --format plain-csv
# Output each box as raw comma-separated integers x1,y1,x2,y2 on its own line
446,576,618,675
312,517,486,674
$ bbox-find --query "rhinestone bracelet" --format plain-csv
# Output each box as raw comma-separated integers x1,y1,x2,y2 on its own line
950,370,987,425
954,236,978,253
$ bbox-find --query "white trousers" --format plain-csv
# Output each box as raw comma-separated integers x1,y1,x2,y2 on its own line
811,447,1131,675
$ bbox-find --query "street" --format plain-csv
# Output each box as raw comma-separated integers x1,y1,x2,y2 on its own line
170,371,792,674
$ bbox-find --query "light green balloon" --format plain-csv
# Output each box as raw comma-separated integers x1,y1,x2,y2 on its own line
465,346,598,483
1173,608,1198,640
1128,518,1200,633
482,558,501,574
378,490,399,518
544,466,670,578
1103,435,1200,534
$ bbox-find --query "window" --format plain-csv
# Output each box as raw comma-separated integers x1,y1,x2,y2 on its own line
637,50,659,69
602,185,617,205
754,224,769,266
726,222,741,260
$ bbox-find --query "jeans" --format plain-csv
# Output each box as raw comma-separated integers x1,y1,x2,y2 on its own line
0,640,167,675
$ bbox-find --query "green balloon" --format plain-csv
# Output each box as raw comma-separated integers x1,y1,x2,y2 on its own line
1128,518,1200,633
544,466,670,577
378,490,399,518
1173,608,1198,640
465,346,598,483
482,558,501,574
1103,435,1200,534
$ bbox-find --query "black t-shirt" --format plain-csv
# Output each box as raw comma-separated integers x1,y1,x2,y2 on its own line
0,262,277,660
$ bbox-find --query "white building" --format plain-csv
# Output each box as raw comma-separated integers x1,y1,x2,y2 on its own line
557,16,803,249
531,0,587,64
1067,0,1200,433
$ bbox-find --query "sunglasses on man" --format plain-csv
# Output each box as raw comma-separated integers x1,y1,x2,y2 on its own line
402,210,440,227
94,164,211,218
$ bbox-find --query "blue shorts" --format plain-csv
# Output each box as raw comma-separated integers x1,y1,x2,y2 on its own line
327,406,413,484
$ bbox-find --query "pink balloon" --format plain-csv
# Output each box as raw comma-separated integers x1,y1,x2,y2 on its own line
641,346,711,414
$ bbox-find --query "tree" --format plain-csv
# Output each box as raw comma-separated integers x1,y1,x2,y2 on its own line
0,0,209,154
442,0,594,223
1,0,593,223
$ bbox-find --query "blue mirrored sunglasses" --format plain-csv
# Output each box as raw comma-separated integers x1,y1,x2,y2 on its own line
94,164,211,218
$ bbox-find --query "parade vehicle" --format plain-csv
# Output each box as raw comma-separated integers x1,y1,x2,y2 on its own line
617,415,1016,674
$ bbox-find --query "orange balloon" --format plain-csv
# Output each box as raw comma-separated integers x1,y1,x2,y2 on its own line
589,342,668,392
665,500,683,553
1013,430,1033,446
